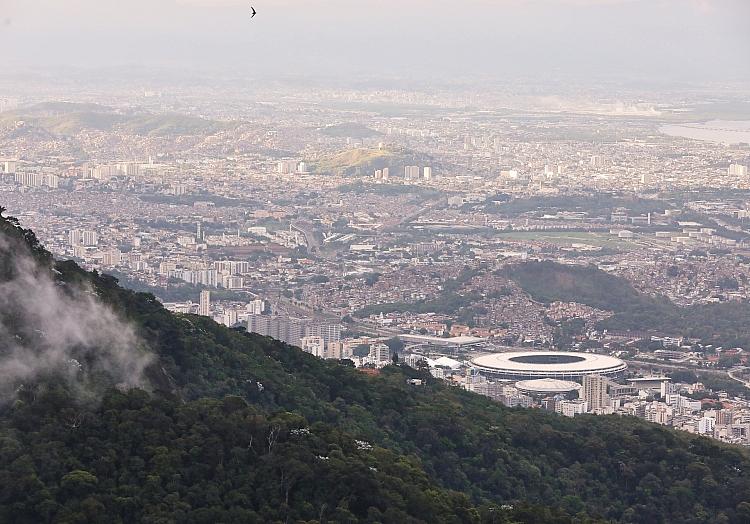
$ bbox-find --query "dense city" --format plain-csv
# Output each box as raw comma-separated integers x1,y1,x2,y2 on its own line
2,74,750,449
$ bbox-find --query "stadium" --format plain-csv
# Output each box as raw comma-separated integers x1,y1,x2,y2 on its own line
515,378,582,397
471,351,627,380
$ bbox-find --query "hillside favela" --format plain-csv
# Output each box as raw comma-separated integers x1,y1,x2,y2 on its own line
1,1,750,523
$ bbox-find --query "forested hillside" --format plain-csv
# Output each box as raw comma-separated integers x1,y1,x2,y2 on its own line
1,212,750,523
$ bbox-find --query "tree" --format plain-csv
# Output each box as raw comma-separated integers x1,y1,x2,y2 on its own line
384,337,404,353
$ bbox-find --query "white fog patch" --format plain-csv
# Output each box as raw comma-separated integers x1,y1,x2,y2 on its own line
0,235,153,402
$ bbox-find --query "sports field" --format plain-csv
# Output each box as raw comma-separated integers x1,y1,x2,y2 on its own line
495,231,641,250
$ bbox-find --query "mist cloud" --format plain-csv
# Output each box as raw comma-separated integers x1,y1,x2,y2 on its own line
0,234,153,402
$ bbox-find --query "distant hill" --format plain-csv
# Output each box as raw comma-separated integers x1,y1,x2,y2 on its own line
6,101,112,116
0,102,230,137
319,122,381,138
39,112,125,135
119,113,227,136
1,213,750,523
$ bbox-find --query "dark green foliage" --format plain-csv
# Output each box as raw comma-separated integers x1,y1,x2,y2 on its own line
336,181,444,198
485,195,668,218
385,337,405,353
319,122,381,138
354,291,483,318
0,389,480,524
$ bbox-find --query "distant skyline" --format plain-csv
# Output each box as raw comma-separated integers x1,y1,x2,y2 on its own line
1,0,749,84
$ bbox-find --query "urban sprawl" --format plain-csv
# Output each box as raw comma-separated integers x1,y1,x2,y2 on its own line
2,79,750,447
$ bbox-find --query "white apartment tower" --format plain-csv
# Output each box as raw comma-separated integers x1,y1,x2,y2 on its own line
404,166,420,180
728,164,748,177
199,290,211,317
301,336,326,358
369,343,391,363
582,375,610,412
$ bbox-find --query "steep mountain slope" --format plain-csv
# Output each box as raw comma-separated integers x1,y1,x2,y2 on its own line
1,211,749,523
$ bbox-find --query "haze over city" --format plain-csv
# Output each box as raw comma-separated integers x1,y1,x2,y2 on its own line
1,1,750,522
1,0,749,82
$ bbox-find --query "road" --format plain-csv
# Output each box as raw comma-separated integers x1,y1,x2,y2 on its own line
728,367,750,389
290,221,320,251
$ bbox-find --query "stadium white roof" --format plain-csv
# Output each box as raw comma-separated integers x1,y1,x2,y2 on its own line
516,378,582,394
471,351,626,379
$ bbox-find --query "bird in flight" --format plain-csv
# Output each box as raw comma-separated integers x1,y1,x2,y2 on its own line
251,6,257,18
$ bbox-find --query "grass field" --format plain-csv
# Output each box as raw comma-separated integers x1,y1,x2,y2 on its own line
495,231,640,250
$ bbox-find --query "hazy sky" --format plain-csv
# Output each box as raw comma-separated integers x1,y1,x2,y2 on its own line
1,0,748,83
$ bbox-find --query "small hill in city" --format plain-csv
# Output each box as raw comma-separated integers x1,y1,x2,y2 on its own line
505,260,644,310
312,146,430,176
507,260,750,348
319,122,382,138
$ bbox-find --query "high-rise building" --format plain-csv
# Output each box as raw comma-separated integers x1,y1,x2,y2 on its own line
69,230,81,247
199,290,211,317
582,375,609,411
102,250,121,266
368,343,390,363
728,164,748,177
15,172,43,187
423,166,432,180
382,167,390,180
301,336,325,358
221,275,244,290
196,221,204,242
306,322,341,344
82,230,98,246
717,409,734,426
69,230,99,247
116,162,140,177
2,160,17,174
404,166,420,180
590,155,605,168
698,417,716,435
222,309,239,327
178,269,218,287
247,314,309,347
246,299,266,315
277,160,297,174
247,314,342,348
325,341,344,360
660,380,676,398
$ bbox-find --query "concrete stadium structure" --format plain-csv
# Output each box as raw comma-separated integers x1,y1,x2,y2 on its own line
515,378,582,397
471,351,627,380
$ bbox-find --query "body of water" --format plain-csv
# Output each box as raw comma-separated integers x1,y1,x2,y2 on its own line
660,120,750,144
